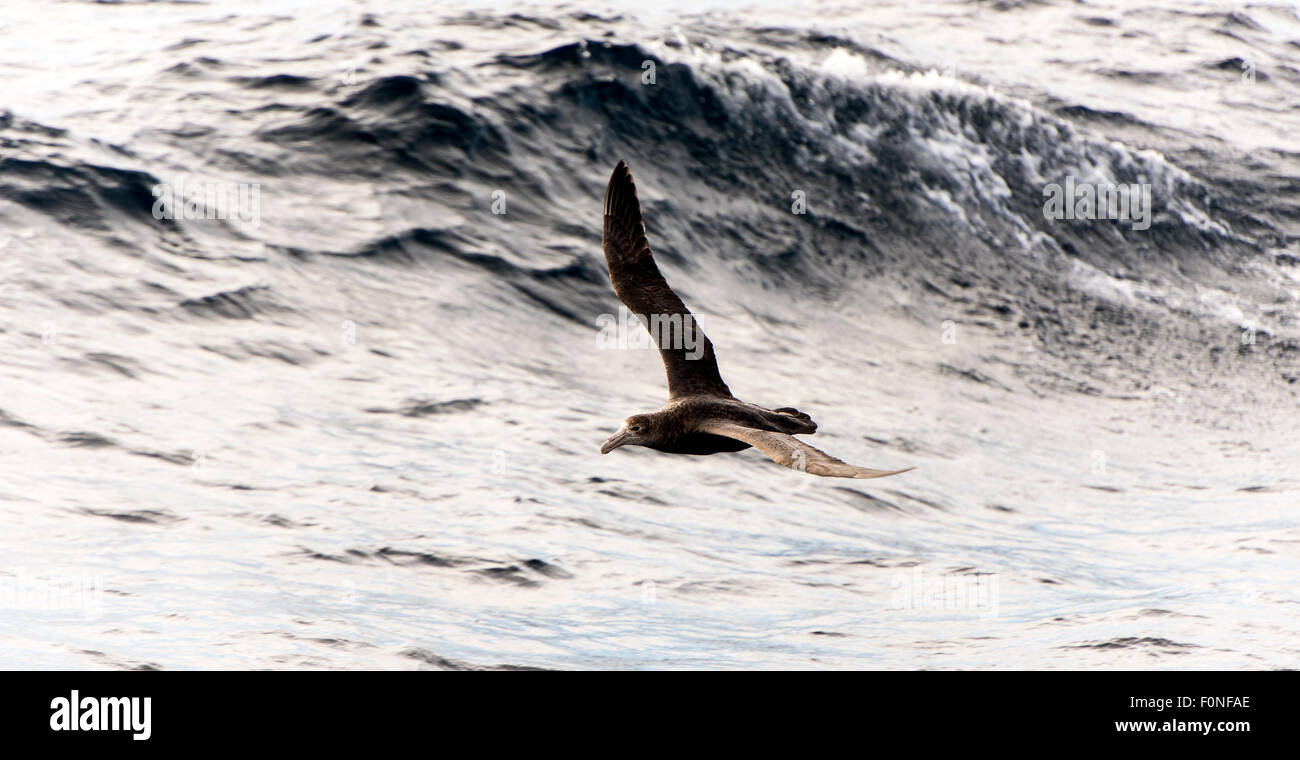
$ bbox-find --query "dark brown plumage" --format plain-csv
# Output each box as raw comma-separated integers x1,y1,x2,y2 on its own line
598,160,914,479
602,160,731,399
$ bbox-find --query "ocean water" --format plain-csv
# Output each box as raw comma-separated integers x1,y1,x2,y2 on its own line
0,0,1297,670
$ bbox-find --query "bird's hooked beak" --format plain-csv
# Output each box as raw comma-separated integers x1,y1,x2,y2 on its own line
600,427,630,454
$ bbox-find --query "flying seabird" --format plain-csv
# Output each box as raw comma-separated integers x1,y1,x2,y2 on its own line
598,160,914,479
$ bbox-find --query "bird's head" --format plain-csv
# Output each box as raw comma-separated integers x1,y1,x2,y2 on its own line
600,414,656,454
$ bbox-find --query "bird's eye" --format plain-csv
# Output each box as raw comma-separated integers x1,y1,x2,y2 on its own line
630,425,641,432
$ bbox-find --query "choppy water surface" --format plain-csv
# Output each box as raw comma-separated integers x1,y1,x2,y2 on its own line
1,0,1297,669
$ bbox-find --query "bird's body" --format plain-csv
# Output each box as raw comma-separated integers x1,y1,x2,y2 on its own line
598,160,913,480
609,397,815,455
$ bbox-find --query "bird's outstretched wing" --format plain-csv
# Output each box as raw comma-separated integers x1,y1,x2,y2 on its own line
602,160,732,399
699,421,915,479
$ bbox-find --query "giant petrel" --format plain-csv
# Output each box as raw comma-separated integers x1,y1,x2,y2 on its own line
598,160,914,479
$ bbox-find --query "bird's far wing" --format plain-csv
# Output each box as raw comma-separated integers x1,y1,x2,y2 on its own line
602,160,732,399
699,421,915,479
